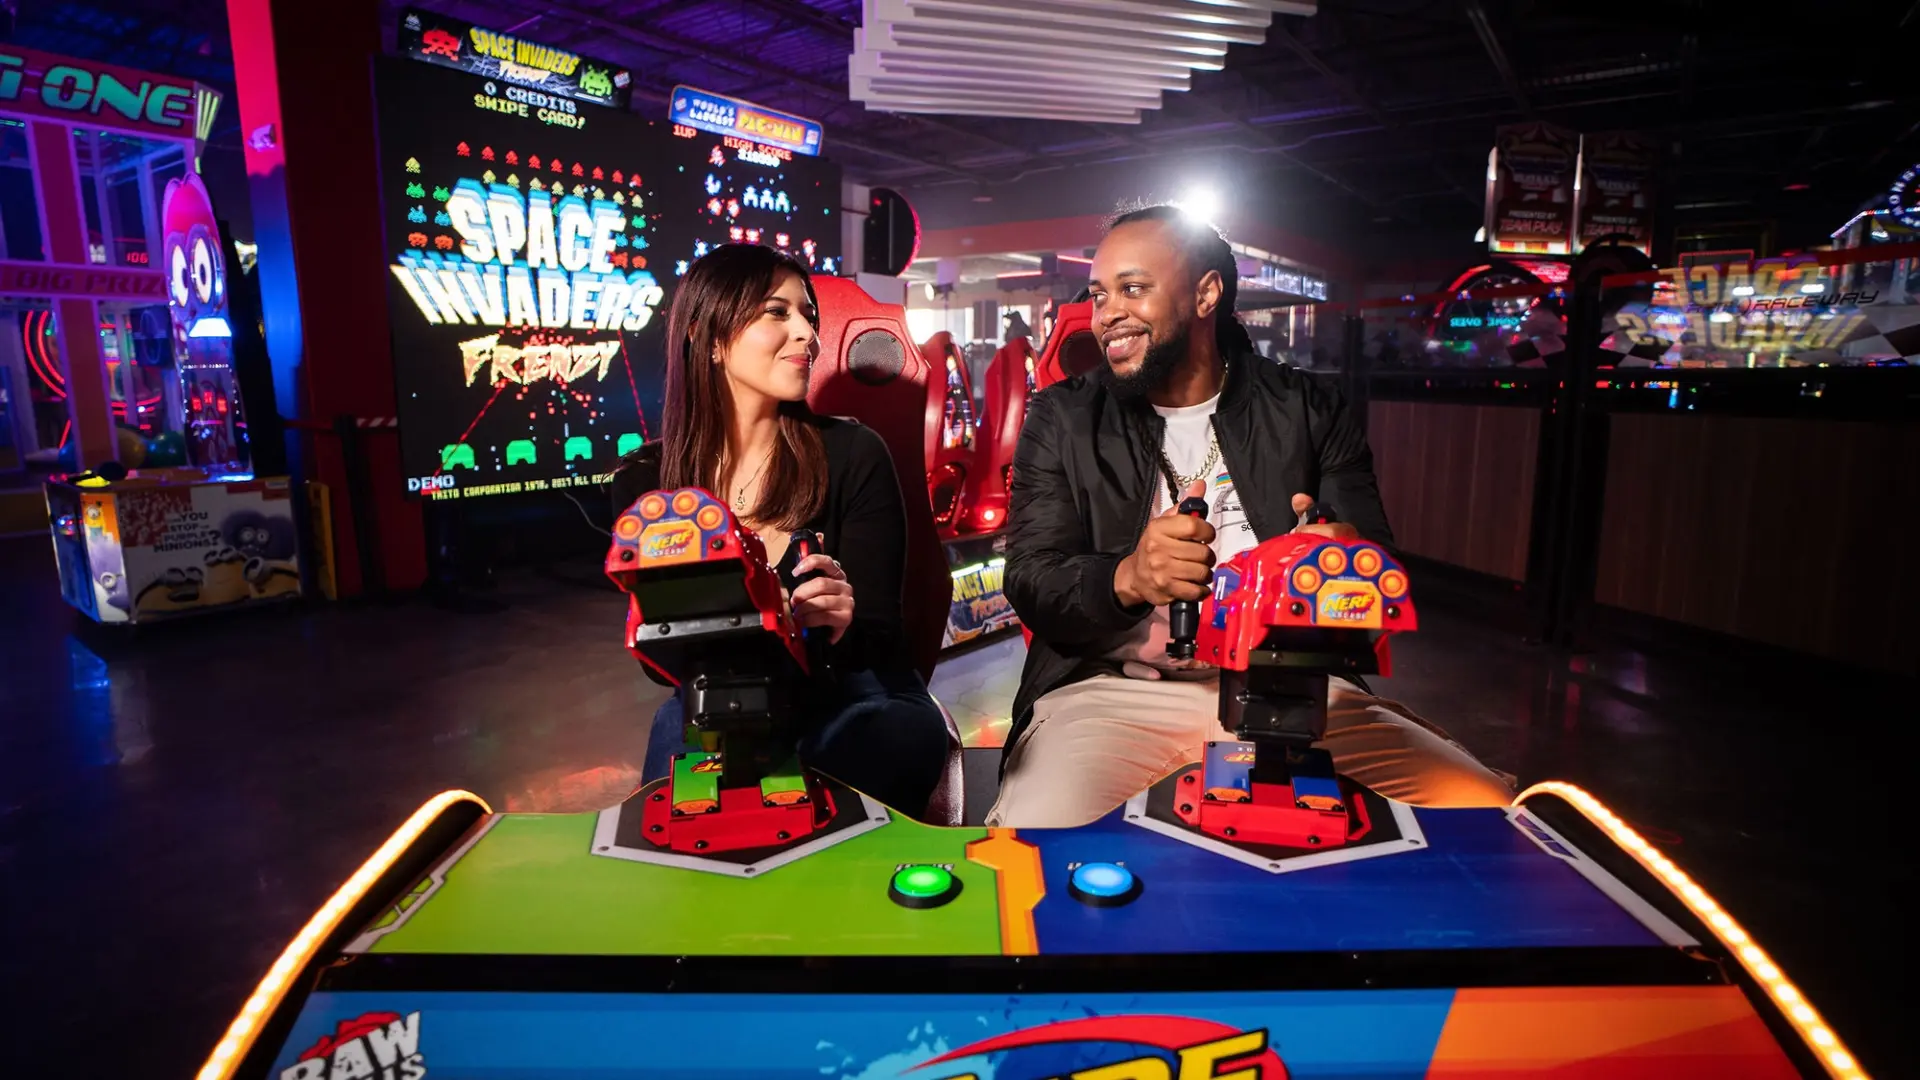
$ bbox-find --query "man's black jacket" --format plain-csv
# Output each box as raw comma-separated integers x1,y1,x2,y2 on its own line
1003,346,1395,756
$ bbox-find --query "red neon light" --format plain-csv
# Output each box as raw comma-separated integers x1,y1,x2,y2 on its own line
618,337,651,440
434,380,510,480
1444,265,1493,293
25,309,65,399
903,196,922,277
228,0,288,179
58,419,71,448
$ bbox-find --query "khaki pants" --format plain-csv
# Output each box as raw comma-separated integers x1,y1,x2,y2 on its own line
987,674,1514,828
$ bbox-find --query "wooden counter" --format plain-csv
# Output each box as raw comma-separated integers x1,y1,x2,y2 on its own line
1594,414,1919,676
1367,400,1539,582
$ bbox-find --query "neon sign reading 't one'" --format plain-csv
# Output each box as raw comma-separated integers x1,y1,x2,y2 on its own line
0,50,196,131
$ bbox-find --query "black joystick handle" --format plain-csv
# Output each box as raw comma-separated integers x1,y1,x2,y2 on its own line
1295,498,1338,528
1167,495,1209,661
780,531,833,677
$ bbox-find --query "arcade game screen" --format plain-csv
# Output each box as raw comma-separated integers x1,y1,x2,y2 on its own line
663,117,842,282
372,58,839,501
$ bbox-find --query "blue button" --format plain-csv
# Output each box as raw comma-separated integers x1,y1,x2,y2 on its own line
1069,862,1140,906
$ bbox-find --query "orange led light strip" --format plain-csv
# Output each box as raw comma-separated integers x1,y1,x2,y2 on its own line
195,789,492,1080
1516,781,1867,1080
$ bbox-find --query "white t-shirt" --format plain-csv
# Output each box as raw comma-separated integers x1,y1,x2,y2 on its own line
1108,393,1258,674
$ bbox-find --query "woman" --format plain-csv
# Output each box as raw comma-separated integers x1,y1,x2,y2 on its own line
611,244,949,817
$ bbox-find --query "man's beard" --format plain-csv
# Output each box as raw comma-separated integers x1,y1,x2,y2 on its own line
1098,321,1190,401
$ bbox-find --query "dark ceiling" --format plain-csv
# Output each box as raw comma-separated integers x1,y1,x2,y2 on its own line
10,0,1920,257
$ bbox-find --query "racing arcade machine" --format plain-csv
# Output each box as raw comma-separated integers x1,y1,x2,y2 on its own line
919,330,977,538
1166,502,1411,849
918,330,1016,650
936,335,1034,651
204,506,1860,1080
805,277,947,681
802,277,964,817
1034,299,1100,390
957,336,1035,537
608,488,843,854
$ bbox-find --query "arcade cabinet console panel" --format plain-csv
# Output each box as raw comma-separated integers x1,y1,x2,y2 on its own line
203,518,1863,1080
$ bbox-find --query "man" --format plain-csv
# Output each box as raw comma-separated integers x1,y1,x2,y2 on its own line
989,205,1512,827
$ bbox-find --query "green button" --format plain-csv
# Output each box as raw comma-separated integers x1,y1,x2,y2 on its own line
889,865,960,909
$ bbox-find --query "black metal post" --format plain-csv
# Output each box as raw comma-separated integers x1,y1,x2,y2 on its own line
333,414,384,598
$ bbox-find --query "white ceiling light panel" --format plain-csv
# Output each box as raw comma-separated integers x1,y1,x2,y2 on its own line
853,0,1315,123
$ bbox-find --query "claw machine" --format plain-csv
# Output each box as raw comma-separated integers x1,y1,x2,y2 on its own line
0,46,300,622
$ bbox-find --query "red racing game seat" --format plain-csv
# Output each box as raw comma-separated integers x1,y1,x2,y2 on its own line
806,277,964,822
918,331,978,538
807,278,947,683
1034,300,1100,390
958,336,1035,535
1022,301,1101,648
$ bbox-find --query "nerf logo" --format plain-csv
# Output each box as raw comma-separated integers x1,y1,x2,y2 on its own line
1322,593,1375,617
1317,582,1382,628
637,521,700,564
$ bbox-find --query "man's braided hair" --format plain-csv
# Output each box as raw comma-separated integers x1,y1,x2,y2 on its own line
1105,203,1256,357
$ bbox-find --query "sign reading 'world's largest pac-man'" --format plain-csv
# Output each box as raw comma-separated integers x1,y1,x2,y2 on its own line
669,85,823,157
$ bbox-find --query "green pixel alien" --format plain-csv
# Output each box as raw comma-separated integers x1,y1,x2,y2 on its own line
578,66,614,99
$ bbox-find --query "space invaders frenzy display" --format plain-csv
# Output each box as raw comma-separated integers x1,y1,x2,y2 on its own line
372,58,839,501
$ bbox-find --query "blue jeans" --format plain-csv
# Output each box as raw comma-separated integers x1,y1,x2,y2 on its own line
642,667,949,817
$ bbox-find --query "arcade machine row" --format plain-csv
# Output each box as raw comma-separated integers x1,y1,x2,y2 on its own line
931,305,1104,654
1407,249,1656,372
25,60,304,627
920,330,979,541
200,488,1863,1080
935,334,1037,650
955,335,1036,539
917,330,1017,650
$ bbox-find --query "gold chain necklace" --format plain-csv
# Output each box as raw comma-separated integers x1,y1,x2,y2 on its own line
731,445,775,512
1158,426,1220,496
1155,358,1228,501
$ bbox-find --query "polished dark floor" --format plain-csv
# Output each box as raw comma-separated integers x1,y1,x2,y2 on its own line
1,534,1909,1076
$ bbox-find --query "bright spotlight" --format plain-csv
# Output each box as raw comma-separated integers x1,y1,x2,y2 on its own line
1175,187,1221,225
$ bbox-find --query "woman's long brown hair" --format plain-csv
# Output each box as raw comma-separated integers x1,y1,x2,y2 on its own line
658,244,827,530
